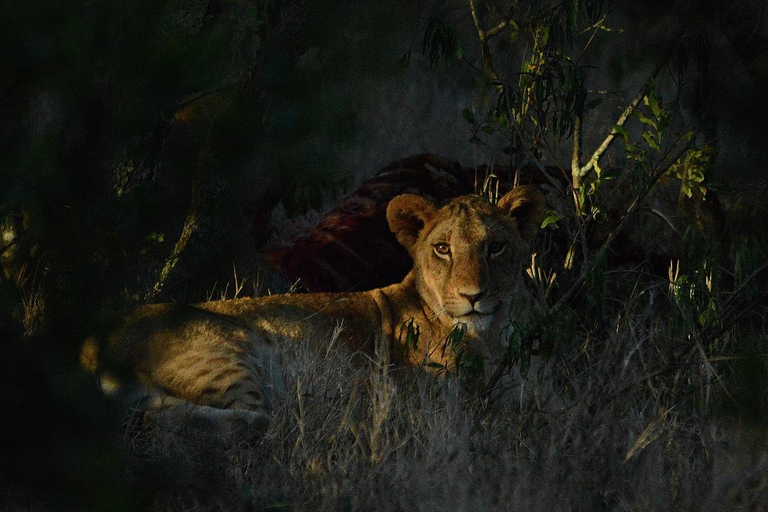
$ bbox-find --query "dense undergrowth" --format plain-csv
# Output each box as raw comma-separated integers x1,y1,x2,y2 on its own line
120,273,768,511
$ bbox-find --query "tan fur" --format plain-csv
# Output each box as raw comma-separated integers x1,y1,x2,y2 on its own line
94,187,544,418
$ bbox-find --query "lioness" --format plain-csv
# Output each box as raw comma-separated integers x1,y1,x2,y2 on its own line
86,187,544,424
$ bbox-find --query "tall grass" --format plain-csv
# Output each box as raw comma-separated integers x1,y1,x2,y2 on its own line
122,270,768,511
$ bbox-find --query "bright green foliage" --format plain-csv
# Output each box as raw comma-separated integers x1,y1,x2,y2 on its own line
611,84,715,206
636,87,672,152
668,143,715,199
541,212,564,229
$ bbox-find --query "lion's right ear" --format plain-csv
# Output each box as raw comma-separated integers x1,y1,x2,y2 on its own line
497,185,545,241
386,194,436,252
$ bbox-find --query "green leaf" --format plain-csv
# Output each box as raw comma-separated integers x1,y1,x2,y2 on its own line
642,131,659,151
612,125,629,141
539,25,550,46
656,112,670,135
399,318,421,351
541,213,563,229
445,323,467,351
508,20,520,43
586,98,603,110
593,159,603,177
635,111,657,129
646,92,662,118
461,108,475,124
147,232,165,243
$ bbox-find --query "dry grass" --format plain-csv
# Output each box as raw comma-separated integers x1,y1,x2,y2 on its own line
121,277,768,512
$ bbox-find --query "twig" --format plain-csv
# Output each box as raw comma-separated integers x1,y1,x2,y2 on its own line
576,14,610,65
467,0,502,82
578,13,609,36
484,9,516,39
175,84,231,113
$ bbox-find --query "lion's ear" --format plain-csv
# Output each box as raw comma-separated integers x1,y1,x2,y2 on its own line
497,186,545,241
386,194,436,252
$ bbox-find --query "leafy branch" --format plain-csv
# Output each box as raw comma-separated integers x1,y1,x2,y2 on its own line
571,61,665,194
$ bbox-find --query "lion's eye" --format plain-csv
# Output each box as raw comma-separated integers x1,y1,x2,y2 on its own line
488,241,506,257
434,243,451,256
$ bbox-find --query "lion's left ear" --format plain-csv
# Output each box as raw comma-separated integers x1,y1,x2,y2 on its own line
497,186,545,241
386,194,437,253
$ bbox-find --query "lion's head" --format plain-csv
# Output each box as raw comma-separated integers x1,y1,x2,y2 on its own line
386,187,545,335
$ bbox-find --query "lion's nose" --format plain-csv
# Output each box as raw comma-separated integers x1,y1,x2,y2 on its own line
458,288,485,306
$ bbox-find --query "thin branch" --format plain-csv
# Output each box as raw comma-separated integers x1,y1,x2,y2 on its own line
175,84,232,113
648,208,682,238
467,0,485,39
576,14,610,65
485,8,516,39
578,14,609,36
467,0,501,82
571,114,583,190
